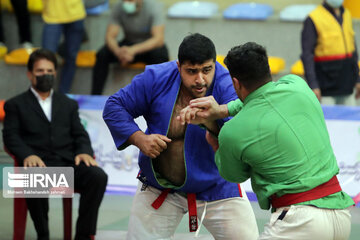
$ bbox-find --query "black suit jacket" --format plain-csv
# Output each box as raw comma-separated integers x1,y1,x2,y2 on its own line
2,89,93,165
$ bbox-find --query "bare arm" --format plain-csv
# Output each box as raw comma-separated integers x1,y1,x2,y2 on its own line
105,24,123,61
129,25,165,55
120,25,165,64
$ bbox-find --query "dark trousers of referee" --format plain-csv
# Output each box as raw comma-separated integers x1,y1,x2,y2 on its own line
25,162,108,240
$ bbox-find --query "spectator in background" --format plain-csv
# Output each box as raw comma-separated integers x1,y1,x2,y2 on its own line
41,0,86,93
2,49,107,240
301,0,360,105
91,0,169,95
0,0,32,51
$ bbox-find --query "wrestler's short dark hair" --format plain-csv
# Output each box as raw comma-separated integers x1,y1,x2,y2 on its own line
27,48,58,71
224,42,272,90
178,33,216,65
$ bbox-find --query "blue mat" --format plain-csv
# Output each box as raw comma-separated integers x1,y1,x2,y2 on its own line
168,1,218,19
223,3,273,20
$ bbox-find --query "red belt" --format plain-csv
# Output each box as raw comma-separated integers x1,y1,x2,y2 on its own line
152,189,198,232
271,175,342,208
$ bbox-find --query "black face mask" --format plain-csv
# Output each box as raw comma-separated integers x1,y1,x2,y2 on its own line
35,74,55,92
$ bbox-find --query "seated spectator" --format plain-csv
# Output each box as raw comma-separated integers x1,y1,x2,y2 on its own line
2,48,108,240
41,0,86,93
91,0,169,95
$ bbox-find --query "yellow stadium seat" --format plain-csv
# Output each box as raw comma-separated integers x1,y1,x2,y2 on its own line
76,50,96,68
268,56,285,75
4,48,36,65
0,45,8,58
216,55,226,68
217,55,285,75
344,0,360,19
0,0,11,11
1,0,43,13
125,62,146,70
28,0,43,13
76,50,147,69
290,59,304,76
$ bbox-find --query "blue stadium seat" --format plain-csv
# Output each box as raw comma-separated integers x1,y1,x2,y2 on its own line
223,3,273,20
86,0,109,15
167,1,218,19
280,4,317,22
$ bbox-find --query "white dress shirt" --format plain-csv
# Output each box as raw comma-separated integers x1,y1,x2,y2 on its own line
30,87,54,121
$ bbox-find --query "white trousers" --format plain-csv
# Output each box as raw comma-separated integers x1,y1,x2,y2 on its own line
259,205,352,240
126,182,259,240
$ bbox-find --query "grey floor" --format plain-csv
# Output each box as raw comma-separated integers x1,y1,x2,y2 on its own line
0,191,359,240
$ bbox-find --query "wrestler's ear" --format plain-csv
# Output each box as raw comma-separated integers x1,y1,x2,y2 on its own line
231,77,240,91
232,77,245,100
177,60,180,72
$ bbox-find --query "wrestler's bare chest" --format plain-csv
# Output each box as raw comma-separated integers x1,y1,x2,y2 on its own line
152,96,189,186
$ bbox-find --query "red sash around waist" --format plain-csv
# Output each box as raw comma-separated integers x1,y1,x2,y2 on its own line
271,175,342,208
151,189,198,232
151,184,243,232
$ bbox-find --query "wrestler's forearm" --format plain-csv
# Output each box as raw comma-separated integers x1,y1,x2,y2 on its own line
127,130,145,148
202,121,220,137
217,104,229,119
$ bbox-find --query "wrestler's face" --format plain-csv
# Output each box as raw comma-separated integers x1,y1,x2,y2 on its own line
177,59,215,98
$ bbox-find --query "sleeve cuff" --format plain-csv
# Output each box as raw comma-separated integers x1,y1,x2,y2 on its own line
227,99,243,116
